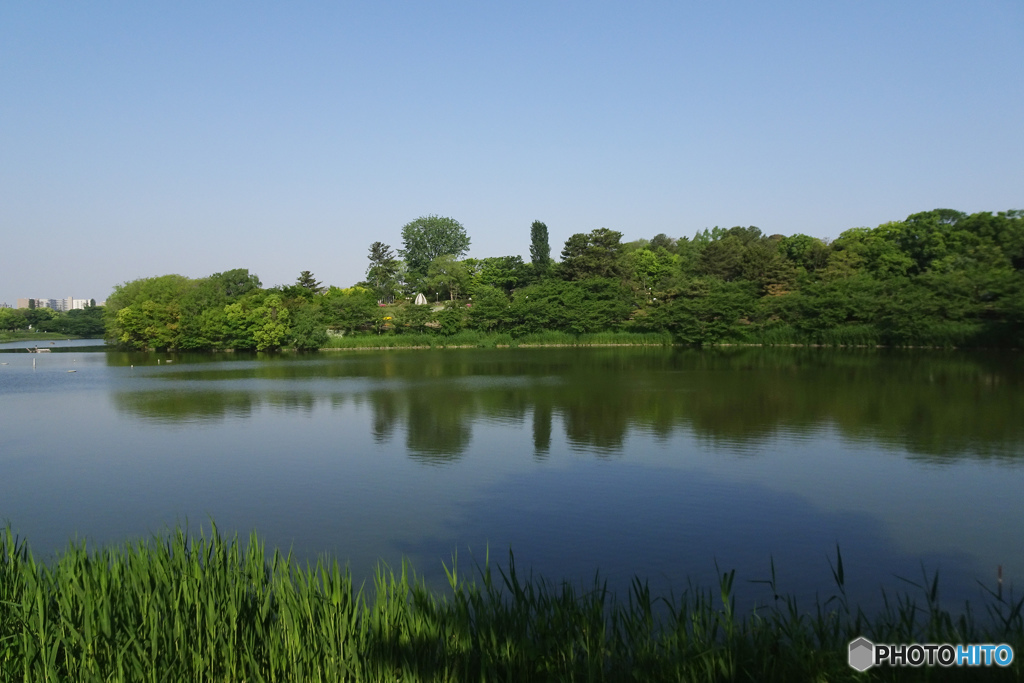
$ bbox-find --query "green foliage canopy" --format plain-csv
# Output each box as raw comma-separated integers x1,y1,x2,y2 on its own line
400,215,471,276
559,228,624,281
91,208,1023,350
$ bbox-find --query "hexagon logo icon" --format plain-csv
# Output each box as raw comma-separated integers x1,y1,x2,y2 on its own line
849,637,875,671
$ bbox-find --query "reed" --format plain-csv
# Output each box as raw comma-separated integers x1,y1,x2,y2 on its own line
2,526,1021,681
320,333,439,349
575,331,674,346
750,323,883,347
319,330,676,350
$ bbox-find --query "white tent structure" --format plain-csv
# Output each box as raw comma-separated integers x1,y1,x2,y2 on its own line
414,292,427,305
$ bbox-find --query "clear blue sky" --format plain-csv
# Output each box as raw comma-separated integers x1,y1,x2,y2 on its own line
2,1,1021,304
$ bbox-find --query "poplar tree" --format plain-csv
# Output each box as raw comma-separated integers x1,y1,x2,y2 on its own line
530,220,552,275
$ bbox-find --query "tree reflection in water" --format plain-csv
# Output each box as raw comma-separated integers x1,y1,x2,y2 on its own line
110,347,1024,463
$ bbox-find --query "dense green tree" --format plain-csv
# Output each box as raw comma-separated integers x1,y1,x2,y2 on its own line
509,278,631,334
779,275,882,340
649,233,677,252
210,269,262,298
830,224,915,277
530,220,552,275
58,306,106,337
105,274,192,345
193,306,233,349
467,285,511,331
249,294,290,350
779,234,830,272
435,302,468,335
645,278,755,345
959,210,1024,270
115,300,181,350
674,236,706,277
20,307,57,329
558,228,624,281
173,269,262,349
400,215,471,276
475,256,533,295
0,308,20,331
698,236,746,281
724,225,765,246
222,300,258,350
741,241,795,295
289,300,328,350
295,271,324,295
366,242,401,303
88,207,1024,350
322,286,377,335
625,247,677,295
394,301,434,334
427,255,471,301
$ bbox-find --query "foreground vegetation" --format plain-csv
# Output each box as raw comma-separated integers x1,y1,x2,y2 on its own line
97,208,1024,352
2,526,1022,681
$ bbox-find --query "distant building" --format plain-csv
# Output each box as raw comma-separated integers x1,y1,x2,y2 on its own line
0,302,10,309
16,296,102,310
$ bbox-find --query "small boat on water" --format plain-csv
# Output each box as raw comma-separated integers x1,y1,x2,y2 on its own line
27,347,52,353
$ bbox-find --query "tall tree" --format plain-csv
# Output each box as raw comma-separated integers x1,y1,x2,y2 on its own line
530,220,552,274
559,228,624,280
649,233,677,252
296,271,324,294
366,242,400,302
399,215,471,276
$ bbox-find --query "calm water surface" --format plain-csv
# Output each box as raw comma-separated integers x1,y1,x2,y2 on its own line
1,346,1021,611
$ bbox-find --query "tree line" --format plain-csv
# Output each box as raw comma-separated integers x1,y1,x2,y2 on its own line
100,209,1024,350
0,304,105,338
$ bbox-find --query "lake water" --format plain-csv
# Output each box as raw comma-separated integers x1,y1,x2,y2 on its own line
1,344,1021,613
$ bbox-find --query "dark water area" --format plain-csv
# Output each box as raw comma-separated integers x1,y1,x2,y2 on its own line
1,346,1021,614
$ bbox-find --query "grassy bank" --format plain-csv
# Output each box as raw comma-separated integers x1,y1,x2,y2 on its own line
315,328,1008,352
320,330,676,350
0,331,80,344
745,321,1001,349
2,526,1022,681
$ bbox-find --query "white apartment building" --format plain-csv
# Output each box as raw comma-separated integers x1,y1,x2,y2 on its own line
16,297,101,310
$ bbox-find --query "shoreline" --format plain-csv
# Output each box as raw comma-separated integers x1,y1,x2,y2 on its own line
0,332,83,344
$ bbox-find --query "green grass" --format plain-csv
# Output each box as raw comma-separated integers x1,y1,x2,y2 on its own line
749,324,883,347
515,330,673,346
0,331,81,344
748,321,1005,349
320,330,676,350
321,332,440,349
2,526,1022,681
